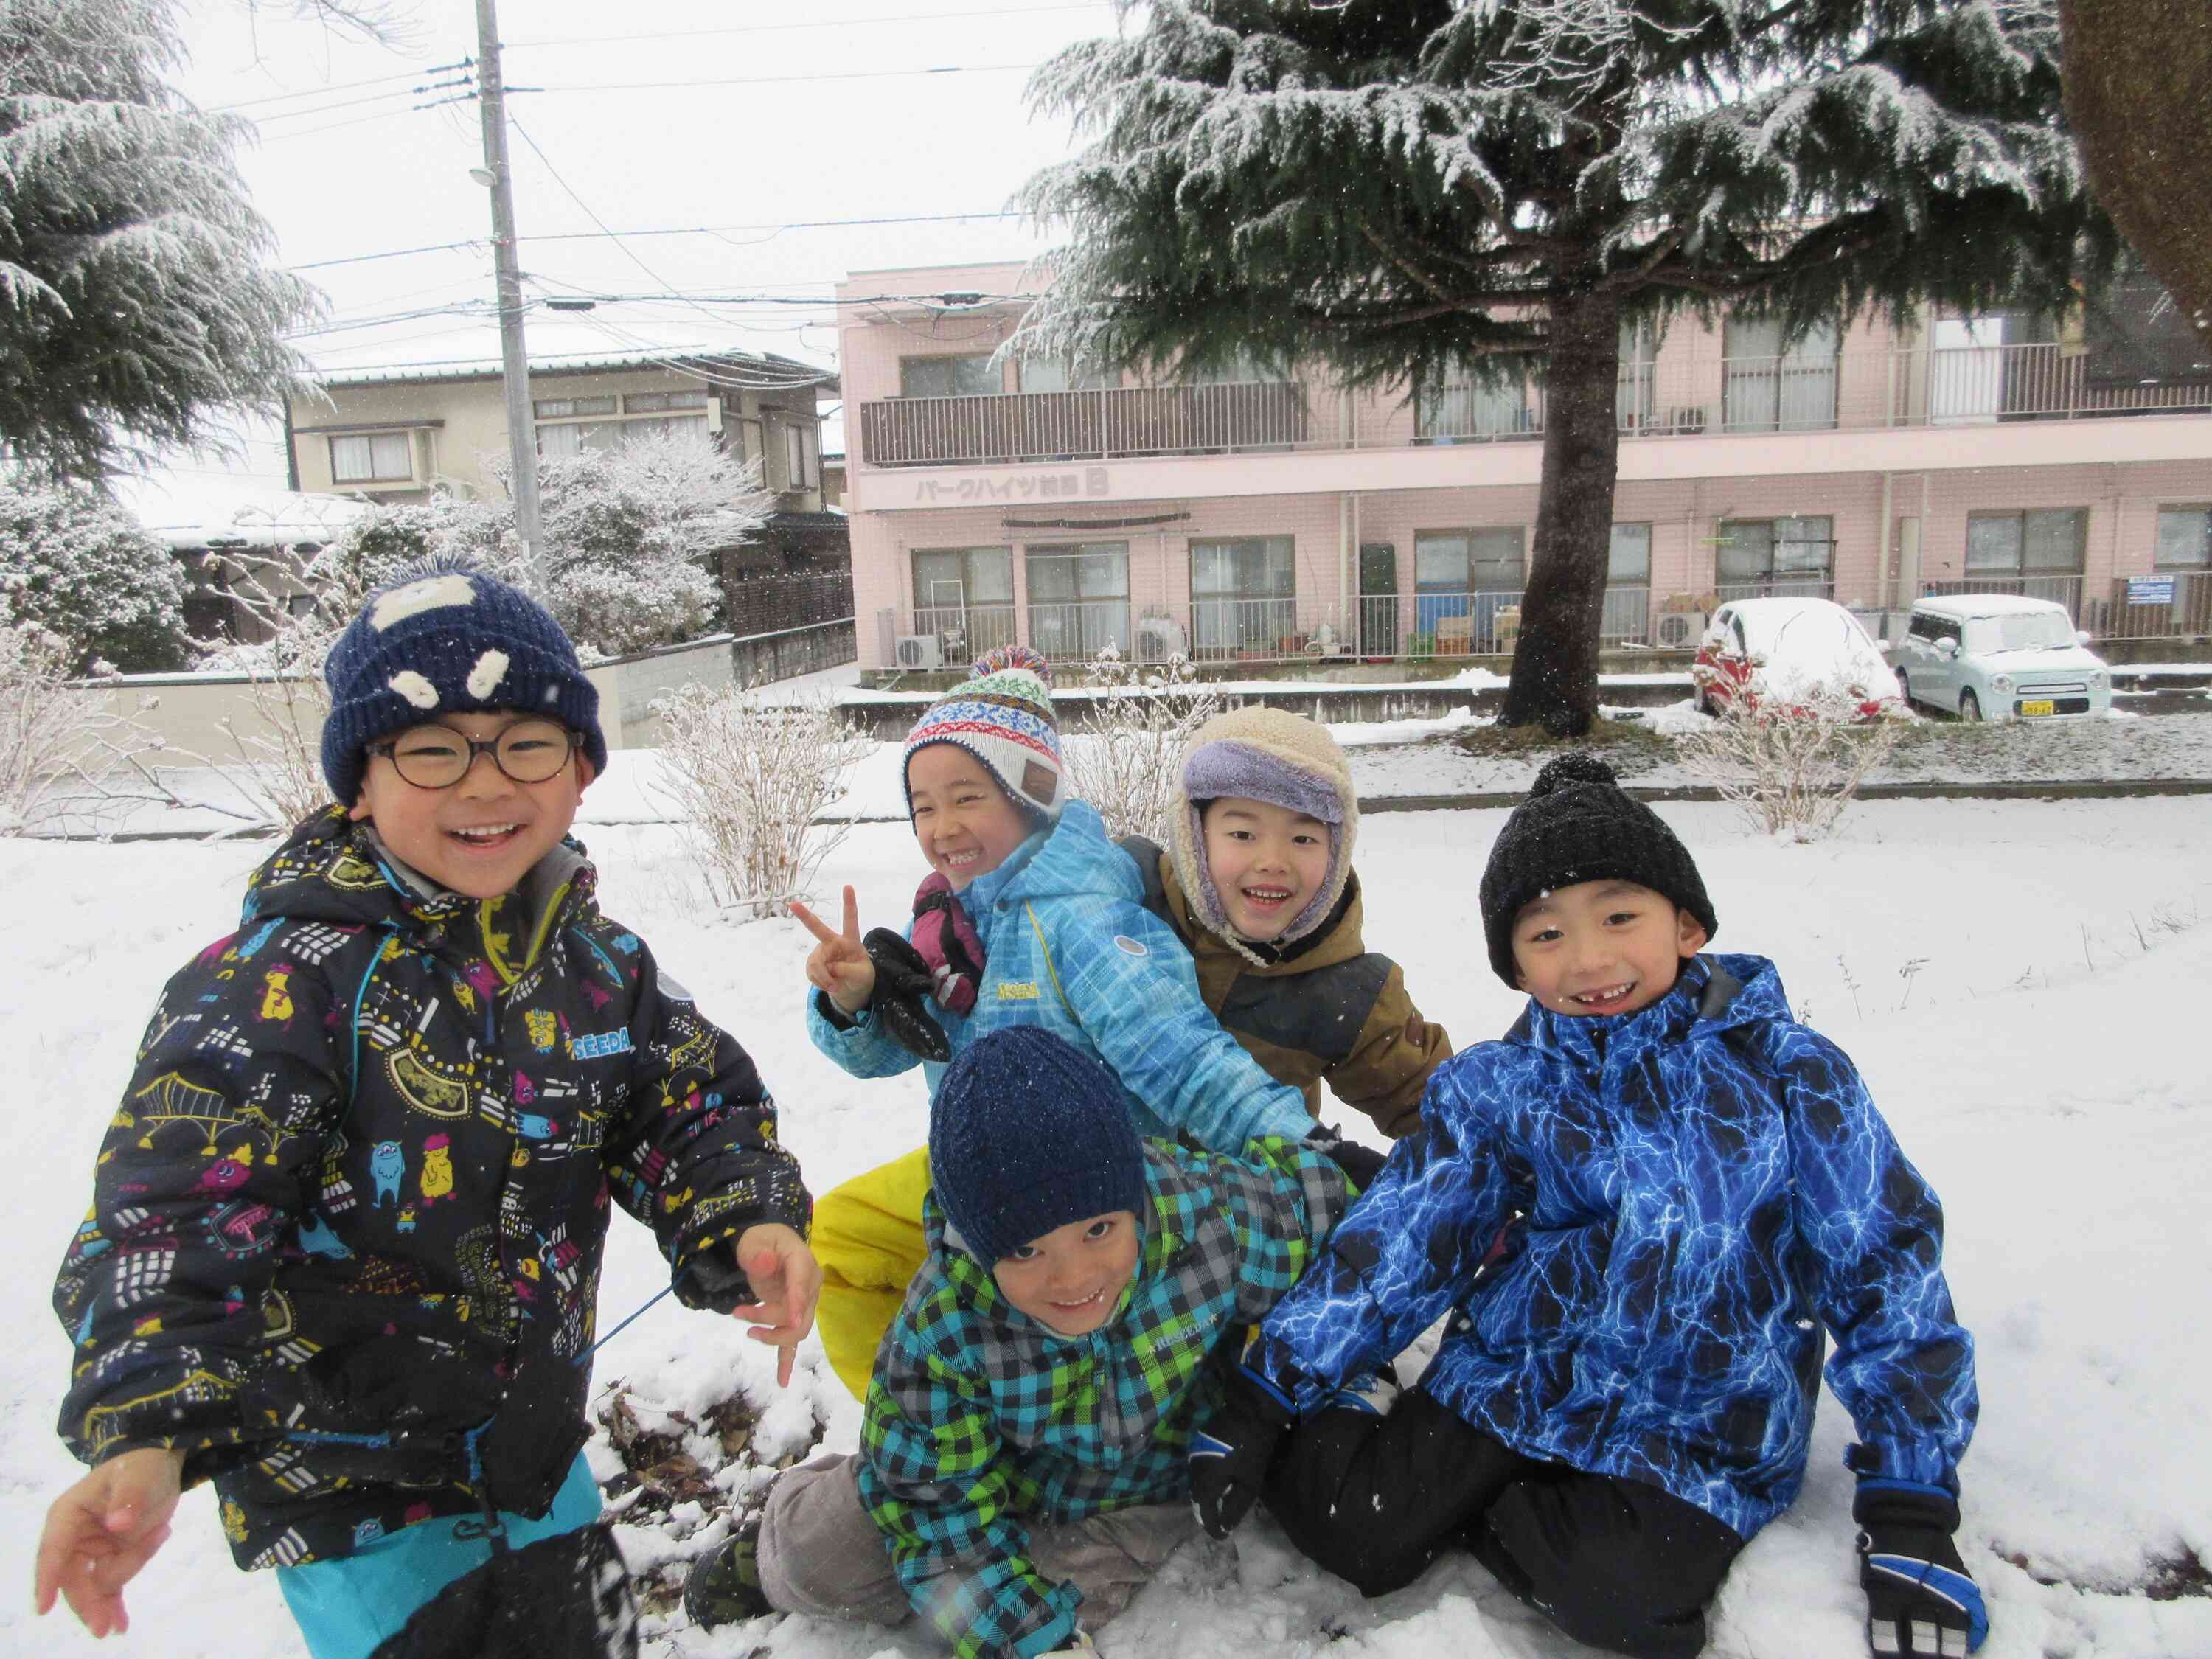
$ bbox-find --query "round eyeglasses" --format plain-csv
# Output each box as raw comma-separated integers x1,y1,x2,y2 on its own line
366,718,580,789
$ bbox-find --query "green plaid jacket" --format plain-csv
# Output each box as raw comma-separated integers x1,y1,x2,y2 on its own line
856,1137,1350,1659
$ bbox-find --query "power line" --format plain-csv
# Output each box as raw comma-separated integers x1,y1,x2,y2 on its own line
209,62,464,114
529,62,1040,94
284,210,1023,273
506,120,832,391
506,2,1105,49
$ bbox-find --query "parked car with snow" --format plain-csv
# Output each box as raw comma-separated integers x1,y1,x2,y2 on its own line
1692,596,1903,718
1890,593,2110,721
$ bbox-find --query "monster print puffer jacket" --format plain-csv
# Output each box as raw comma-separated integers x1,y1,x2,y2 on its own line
53,808,811,1569
1252,953,1978,1541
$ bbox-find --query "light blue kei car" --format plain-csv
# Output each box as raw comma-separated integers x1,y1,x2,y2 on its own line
1890,593,2111,721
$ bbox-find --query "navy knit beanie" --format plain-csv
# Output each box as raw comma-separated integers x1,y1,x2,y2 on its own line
320,562,606,805
928,1027,1146,1267
1479,753,1717,987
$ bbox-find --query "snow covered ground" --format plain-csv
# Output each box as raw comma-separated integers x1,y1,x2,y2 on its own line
4,783,2208,1659
40,705,2212,844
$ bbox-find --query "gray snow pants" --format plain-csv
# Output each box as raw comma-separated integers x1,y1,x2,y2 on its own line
755,1453,1198,1632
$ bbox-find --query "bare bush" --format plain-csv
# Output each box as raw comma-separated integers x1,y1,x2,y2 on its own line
1677,681,1906,841
1060,647,1220,842
649,684,872,920
0,622,169,835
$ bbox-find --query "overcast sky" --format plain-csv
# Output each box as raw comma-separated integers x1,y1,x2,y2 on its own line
140,0,1120,506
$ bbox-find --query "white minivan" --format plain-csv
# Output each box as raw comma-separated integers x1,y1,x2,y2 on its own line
1891,593,2110,720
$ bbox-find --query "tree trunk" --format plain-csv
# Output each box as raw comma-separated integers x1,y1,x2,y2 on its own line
2061,0,2212,360
1500,285,1622,735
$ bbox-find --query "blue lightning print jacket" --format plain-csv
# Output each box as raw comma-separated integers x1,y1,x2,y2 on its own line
858,1137,1351,1659
1251,953,1977,1540
807,798,1312,1150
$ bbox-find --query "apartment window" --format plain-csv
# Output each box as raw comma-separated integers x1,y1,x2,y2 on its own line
1183,349,1289,386
1191,535,1295,652
900,355,1001,398
1026,542,1130,660
1717,515,1834,592
536,420,624,459
1418,363,1533,441
1966,509,2087,575
329,431,413,484
1414,527,1525,644
1618,321,1658,428
623,390,709,414
1018,360,1116,394
2154,507,2211,570
1609,524,1652,585
912,546,1015,655
782,422,815,490
532,395,617,419
1722,315,1840,431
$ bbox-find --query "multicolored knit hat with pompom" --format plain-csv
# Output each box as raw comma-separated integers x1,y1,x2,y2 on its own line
902,644,1064,821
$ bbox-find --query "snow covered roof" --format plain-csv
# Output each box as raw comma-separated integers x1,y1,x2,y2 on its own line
1913,591,2076,620
310,346,838,393
127,482,370,553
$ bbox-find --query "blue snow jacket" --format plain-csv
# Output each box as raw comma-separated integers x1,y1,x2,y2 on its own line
1252,953,1978,1540
807,799,1312,1150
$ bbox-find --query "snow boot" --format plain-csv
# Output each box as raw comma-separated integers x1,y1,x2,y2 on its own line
683,1516,772,1631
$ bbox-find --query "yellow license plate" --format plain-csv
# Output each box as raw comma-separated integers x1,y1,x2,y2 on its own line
2019,699,2056,716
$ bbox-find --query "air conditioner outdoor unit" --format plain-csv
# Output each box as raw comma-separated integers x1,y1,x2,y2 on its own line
894,633,945,670
1134,615,1189,662
1655,610,1708,649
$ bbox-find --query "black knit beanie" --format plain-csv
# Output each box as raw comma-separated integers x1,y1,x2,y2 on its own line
1478,753,1717,987
929,1027,1146,1267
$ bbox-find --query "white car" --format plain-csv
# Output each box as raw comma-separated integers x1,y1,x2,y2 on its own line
1891,594,2110,721
1694,597,1904,718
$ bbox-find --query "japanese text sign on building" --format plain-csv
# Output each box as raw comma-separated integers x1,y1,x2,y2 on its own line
912,466,1110,506
2127,577,2176,605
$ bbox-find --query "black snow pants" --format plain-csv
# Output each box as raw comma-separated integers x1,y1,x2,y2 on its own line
1261,1387,1747,1659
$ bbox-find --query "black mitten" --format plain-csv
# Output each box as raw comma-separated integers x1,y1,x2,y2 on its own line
860,927,950,1062
1303,1124,1388,1193
1188,1361,1298,1539
1856,1484,1986,1657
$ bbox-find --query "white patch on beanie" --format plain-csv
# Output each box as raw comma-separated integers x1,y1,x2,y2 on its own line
465,649,509,699
370,574,476,631
388,670,439,709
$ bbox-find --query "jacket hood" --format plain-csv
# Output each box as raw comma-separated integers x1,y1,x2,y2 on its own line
1169,706,1358,961
963,799,1139,914
1512,952,1786,1063
1159,852,1369,978
240,806,595,973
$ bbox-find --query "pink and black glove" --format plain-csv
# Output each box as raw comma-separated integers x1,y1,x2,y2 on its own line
910,872,987,1017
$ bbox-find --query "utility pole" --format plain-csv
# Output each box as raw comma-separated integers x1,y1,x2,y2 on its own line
473,0,546,591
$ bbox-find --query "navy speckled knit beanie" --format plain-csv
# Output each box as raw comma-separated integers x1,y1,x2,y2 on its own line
320,563,605,804
1479,753,1717,987
928,1027,1145,1267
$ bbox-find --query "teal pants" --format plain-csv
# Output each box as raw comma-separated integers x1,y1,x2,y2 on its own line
275,1453,602,1659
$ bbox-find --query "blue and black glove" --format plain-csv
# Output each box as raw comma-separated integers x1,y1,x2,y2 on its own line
1303,1124,1387,1193
1189,1360,1298,1539
1856,1483,1987,1658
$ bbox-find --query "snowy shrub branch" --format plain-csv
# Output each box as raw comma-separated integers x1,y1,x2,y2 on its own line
1061,647,1219,844
1677,680,1907,841
648,684,872,921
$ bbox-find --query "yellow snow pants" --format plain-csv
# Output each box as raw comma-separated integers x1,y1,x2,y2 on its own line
812,1144,934,1399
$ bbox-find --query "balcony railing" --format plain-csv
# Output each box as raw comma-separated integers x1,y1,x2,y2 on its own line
877,568,2209,670
1922,571,2212,641
858,343,2212,468
881,587,1658,669
862,381,1309,467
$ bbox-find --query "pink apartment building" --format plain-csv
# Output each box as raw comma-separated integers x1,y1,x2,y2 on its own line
836,261,2212,677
